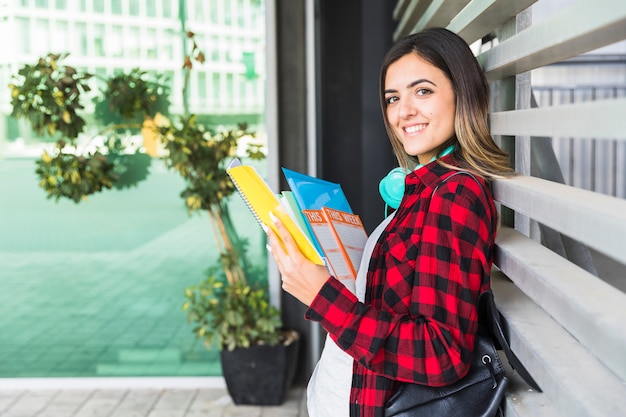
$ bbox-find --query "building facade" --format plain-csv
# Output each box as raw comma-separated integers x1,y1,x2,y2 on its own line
0,0,266,145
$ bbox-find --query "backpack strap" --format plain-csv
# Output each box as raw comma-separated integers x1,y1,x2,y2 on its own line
433,171,541,392
478,290,542,392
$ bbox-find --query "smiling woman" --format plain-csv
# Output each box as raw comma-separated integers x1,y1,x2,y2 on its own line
378,29,511,179
264,27,515,417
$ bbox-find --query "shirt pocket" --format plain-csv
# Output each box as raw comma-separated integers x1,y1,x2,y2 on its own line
380,231,419,290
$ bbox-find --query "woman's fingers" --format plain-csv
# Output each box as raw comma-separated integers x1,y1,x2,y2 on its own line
265,208,331,306
264,223,286,267
269,211,301,257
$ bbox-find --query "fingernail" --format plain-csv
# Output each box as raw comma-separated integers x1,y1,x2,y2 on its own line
265,243,272,252
261,224,269,233
269,211,278,223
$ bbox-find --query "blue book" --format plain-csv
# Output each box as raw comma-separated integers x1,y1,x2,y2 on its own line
281,168,353,213
281,168,353,256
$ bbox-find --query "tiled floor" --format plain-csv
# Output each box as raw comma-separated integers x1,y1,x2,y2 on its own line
0,385,308,417
0,158,267,378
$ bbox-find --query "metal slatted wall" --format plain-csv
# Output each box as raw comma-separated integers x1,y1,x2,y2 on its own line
392,1,626,416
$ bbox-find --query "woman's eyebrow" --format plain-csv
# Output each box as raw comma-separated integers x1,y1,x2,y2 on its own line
384,78,437,94
407,78,436,88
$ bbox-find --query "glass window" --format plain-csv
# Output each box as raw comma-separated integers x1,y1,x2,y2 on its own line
240,75,249,106
2,0,269,382
210,35,219,62
212,73,220,102
129,0,139,16
224,0,232,25
162,33,174,61
111,0,122,15
95,67,107,79
76,22,88,55
52,20,68,51
222,37,229,62
193,0,205,21
226,73,234,105
33,19,50,57
16,18,31,54
197,72,207,99
109,25,123,57
146,0,156,17
164,69,175,98
93,0,104,13
237,0,245,27
127,27,141,58
146,28,157,59
94,24,105,56
242,51,255,80
162,0,172,18
209,0,218,24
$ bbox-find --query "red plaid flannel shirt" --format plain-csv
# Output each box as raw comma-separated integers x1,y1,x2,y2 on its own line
305,158,497,416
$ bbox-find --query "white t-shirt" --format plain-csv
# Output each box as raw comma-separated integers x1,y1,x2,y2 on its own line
306,214,394,417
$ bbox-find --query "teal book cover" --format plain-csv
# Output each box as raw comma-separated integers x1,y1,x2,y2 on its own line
281,168,353,213
281,168,353,256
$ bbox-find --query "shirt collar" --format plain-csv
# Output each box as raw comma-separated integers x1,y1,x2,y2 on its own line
407,154,455,191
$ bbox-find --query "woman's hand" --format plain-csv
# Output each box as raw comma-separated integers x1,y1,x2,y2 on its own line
265,211,331,306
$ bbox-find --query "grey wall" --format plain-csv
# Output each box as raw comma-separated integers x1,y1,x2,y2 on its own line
273,0,397,383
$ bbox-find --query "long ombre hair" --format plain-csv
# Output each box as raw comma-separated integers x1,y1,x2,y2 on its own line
379,28,513,179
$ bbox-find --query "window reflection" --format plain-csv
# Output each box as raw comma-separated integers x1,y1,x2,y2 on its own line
0,0,268,379
129,0,139,16
111,0,122,15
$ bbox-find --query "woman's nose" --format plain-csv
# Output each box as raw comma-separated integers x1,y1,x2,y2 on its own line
398,97,417,118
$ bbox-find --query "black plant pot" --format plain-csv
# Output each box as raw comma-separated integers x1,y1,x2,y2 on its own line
220,336,300,405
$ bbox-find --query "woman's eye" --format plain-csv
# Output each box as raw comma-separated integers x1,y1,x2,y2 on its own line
416,88,432,96
386,96,399,105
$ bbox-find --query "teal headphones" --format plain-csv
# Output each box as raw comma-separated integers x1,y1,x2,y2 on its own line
378,145,455,209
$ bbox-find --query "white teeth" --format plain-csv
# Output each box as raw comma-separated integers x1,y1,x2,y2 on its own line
404,125,425,133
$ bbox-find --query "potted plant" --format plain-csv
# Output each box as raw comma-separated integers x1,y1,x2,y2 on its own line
156,31,300,405
155,115,301,405
183,275,300,405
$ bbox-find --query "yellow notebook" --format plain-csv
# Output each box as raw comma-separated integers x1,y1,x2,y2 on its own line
227,159,325,265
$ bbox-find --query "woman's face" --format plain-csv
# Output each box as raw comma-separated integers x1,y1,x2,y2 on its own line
384,53,456,165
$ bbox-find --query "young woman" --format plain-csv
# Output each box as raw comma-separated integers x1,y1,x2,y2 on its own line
266,27,513,417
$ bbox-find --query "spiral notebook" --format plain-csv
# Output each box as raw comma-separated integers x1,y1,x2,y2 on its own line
226,158,325,266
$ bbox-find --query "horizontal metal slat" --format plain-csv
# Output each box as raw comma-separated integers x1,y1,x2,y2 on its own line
495,227,626,382
410,0,470,34
449,0,537,45
393,0,432,41
491,273,626,417
490,97,626,139
492,175,626,264
479,0,626,80
393,0,410,21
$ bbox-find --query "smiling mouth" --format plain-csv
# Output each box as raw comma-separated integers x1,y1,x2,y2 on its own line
403,124,427,134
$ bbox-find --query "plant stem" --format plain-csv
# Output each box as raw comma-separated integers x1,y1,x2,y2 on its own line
208,206,246,286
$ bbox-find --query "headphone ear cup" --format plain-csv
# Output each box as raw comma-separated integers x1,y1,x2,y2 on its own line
379,168,406,209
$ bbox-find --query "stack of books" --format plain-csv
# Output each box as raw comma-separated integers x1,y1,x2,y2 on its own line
227,158,368,281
